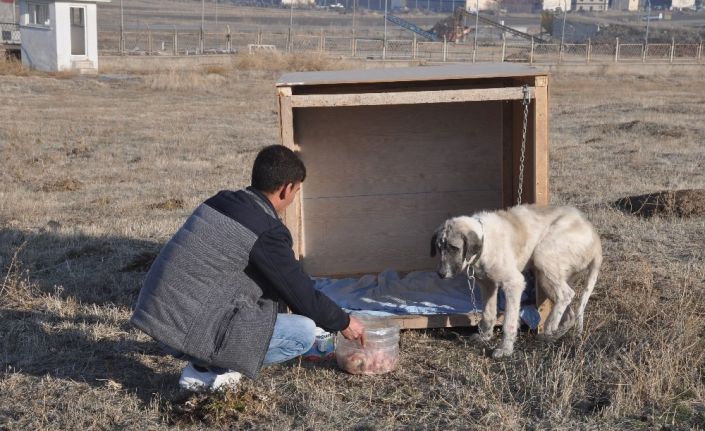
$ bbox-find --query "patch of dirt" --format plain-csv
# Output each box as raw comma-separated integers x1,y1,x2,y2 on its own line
148,198,184,211
169,388,270,427
121,250,158,272
41,178,83,192
613,189,705,218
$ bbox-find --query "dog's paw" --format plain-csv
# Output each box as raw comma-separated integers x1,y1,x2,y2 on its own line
537,326,571,343
491,346,514,359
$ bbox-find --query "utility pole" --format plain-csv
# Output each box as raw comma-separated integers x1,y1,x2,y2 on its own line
200,0,205,53
120,0,124,54
288,0,294,52
560,0,567,57
215,0,218,27
383,0,387,59
472,0,479,62
644,0,651,46
352,0,356,39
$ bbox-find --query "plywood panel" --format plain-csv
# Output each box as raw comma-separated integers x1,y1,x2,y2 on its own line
297,102,503,199
277,63,548,87
301,190,501,276
391,312,505,329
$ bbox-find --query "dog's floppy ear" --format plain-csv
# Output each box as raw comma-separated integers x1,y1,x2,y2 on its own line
430,227,441,257
462,230,482,261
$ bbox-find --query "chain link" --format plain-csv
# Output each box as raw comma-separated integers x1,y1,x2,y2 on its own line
517,84,530,206
466,264,477,312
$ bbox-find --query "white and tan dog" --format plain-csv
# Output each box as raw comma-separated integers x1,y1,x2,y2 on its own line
431,204,602,358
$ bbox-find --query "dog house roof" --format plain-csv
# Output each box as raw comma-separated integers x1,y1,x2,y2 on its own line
276,63,548,87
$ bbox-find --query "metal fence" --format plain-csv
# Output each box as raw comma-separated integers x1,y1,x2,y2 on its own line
0,22,21,45
98,28,705,65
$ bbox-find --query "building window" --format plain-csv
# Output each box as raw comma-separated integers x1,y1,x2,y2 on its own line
29,3,50,26
71,7,84,27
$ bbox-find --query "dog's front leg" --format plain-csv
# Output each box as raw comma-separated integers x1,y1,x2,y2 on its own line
470,281,498,343
492,276,525,359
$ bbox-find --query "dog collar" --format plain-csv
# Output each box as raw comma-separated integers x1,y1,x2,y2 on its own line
463,217,484,269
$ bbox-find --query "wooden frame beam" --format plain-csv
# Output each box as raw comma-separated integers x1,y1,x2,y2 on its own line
290,87,535,108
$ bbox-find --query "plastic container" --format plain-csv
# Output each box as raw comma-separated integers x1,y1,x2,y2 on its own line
303,327,336,361
335,316,400,375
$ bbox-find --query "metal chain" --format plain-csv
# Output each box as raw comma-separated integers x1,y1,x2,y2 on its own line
517,84,531,206
466,264,477,312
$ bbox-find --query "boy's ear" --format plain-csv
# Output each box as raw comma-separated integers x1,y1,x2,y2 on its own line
278,183,291,200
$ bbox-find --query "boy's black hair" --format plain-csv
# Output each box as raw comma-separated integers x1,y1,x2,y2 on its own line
251,145,306,193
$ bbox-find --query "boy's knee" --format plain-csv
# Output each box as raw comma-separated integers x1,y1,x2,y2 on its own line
299,316,316,351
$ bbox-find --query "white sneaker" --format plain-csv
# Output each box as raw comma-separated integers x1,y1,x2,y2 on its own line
178,362,242,393
210,369,242,392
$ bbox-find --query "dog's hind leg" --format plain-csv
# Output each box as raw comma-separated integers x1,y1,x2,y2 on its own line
576,253,602,333
536,270,575,338
492,275,525,359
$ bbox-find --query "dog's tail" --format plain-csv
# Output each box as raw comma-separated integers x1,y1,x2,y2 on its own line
575,239,603,334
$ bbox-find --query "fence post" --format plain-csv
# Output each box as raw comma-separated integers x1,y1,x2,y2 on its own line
501,36,506,62
352,37,356,57
413,34,417,60
586,38,591,64
173,25,178,56
698,40,703,63
530,38,534,65
148,25,152,55
615,37,619,63
443,35,447,62
257,28,262,45
120,26,125,55
200,27,204,54
320,30,324,54
642,42,647,63
670,37,675,63
226,25,231,53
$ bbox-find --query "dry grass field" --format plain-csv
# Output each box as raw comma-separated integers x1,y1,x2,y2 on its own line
97,0,446,34
1,55,705,430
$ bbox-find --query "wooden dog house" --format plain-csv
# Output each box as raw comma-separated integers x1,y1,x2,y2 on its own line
276,63,550,329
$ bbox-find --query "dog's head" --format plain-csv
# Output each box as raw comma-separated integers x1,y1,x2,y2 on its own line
430,217,483,279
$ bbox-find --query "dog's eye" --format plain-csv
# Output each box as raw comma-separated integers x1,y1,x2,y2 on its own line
448,245,460,252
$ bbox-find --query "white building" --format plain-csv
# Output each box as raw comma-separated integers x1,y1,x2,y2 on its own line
19,0,108,73
543,0,572,10
280,0,316,5
464,0,498,11
1,1,16,22
612,0,638,10
571,0,608,11
671,0,695,9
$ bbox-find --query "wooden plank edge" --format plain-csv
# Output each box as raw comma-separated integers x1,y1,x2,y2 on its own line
388,313,506,329
290,87,535,108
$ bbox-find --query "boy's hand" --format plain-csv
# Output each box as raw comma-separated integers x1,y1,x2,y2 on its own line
341,315,366,347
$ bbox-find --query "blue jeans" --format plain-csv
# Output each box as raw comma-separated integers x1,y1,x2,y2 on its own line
164,313,316,372
263,313,316,365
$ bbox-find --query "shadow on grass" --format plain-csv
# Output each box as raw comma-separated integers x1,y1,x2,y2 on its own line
0,228,162,309
0,228,180,404
0,307,181,404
